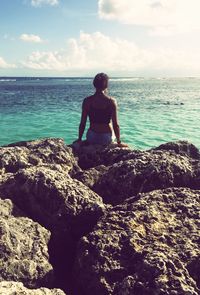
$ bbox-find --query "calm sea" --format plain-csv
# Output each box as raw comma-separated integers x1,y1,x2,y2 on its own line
0,77,200,150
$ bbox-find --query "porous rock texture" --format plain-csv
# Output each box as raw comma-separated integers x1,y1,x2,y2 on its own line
153,140,200,160
73,141,200,206
0,281,65,295
0,138,105,293
74,187,200,295
93,150,197,205
0,138,200,295
72,142,141,169
0,166,105,238
0,198,54,289
0,138,105,239
0,138,80,176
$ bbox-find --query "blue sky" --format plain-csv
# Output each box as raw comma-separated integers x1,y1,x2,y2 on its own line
1,0,200,76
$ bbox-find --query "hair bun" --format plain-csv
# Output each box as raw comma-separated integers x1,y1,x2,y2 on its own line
93,73,109,90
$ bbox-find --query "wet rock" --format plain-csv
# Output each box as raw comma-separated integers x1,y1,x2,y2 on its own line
0,198,54,288
94,150,196,205
74,187,200,295
0,281,66,295
0,138,80,176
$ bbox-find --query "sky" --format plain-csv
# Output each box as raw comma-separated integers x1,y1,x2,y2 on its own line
1,0,200,77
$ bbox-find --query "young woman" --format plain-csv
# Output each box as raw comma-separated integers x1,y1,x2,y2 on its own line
76,73,128,147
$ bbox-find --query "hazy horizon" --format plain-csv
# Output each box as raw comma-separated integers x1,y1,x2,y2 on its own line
1,76,200,79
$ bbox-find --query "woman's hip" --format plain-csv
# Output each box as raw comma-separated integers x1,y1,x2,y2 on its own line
86,129,113,145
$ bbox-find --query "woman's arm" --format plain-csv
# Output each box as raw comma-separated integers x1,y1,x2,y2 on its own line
78,98,88,141
111,99,121,144
111,99,129,147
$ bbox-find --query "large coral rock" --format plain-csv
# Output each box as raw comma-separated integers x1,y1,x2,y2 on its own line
153,140,200,160
72,143,135,169
0,138,80,176
0,166,105,238
0,198,53,288
74,188,200,295
72,140,200,170
94,150,196,205
0,281,66,295
0,139,106,293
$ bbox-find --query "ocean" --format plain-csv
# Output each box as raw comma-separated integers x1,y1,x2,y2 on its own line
0,77,200,150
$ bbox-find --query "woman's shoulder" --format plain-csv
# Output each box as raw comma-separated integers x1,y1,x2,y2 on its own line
84,95,94,103
82,96,94,111
83,95,93,104
108,96,117,107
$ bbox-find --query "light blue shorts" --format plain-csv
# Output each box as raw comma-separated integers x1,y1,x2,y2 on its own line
86,129,112,145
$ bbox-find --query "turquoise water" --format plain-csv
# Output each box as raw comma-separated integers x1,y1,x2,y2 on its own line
0,77,200,150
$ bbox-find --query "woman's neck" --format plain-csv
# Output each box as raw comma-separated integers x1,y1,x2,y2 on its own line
95,89,107,95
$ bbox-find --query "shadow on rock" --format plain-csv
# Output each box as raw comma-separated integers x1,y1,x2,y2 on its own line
0,165,105,293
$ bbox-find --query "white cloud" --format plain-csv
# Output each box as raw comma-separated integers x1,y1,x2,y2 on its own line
0,57,16,69
98,0,200,35
21,51,66,70
21,31,200,74
20,34,44,43
31,0,59,7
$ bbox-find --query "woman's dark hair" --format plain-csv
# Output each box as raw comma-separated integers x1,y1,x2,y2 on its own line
93,73,109,90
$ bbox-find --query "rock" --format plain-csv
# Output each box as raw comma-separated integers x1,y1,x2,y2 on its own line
74,165,109,190
0,197,23,217
0,138,80,176
0,281,66,295
0,166,105,238
0,166,105,292
94,150,196,205
0,139,106,293
72,143,136,169
153,140,200,160
1,138,200,294
0,198,54,288
74,187,200,295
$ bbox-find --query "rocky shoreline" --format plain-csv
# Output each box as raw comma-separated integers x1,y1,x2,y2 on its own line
0,138,199,294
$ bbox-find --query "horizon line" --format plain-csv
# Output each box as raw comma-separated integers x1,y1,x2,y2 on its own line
0,76,200,79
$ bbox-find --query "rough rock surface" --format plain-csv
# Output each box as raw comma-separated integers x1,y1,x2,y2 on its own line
93,150,197,205
0,281,66,295
0,198,54,288
72,143,139,169
1,138,200,295
0,138,106,293
0,164,105,292
74,187,200,295
0,138,80,176
0,196,24,218
0,166,105,238
74,165,109,190
153,140,200,160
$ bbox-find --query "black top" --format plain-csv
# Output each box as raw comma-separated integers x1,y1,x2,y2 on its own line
88,101,112,124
